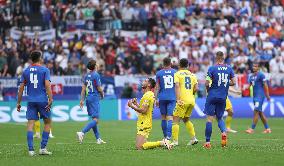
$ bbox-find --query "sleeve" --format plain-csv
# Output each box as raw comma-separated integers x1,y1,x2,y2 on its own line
155,72,160,84
94,74,102,87
45,68,51,82
174,73,179,84
261,73,267,83
192,74,198,86
19,70,27,84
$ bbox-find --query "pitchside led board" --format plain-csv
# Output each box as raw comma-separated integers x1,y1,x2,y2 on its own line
0,97,283,123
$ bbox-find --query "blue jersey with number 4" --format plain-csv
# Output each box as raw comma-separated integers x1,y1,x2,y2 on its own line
207,65,234,99
20,65,51,102
156,68,177,100
249,72,267,99
84,71,101,100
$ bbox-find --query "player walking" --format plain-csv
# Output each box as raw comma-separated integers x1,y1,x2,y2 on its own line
203,51,235,148
17,51,53,156
245,62,271,134
155,58,176,140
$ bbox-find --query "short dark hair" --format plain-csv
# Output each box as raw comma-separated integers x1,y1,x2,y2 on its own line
163,57,171,67
179,58,189,68
253,61,260,66
147,78,156,89
216,51,224,61
87,60,96,70
30,51,42,63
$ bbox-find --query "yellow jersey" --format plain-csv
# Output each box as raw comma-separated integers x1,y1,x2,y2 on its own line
137,91,155,130
174,70,198,105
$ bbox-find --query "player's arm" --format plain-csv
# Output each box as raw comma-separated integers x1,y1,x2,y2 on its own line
45,80,53,112
16,83,25,112
154,77,160,106
228,86,242,95
80,84,86,108
97,86,104,99
205,76,211,92
229,68,236,86
263,75,270,101
128,100,148,114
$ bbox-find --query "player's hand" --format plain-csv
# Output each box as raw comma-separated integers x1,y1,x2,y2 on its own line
266,96,271,101
100,93,105,99
177,100,184,106
16,103,21,112
133,98,138,105
155,100,159,107
80,100,84,108
45,99,53,112
127,100,133,108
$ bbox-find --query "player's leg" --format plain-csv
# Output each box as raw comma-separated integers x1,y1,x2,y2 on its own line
172,104,182,146
137,130,171,150
216,100,227,147
159,100,168,138
166,100,175,140
246,99,261,134
49,128,55,138
26,102,38,156
183,104,198,145
39,102,52,155
259,112,271,133
225,98,237,133
204,115,214,149
33,119,41,139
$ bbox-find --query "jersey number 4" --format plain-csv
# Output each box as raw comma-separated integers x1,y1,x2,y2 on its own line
163,75,174,89
30,73,38,88
217,73,228,87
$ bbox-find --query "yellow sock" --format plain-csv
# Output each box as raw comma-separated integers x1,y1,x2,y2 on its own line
185,121,195,138
172,123,179,141
142,141,161,150
34,120,40,133
226,116,232,129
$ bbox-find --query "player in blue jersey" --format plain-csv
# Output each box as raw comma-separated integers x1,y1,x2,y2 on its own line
203,51,235,149
17,51,53,156
155,58,177,140
245,62,271,134
77,60,106,144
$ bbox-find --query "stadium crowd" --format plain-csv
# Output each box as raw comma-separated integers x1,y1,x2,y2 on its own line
0,0,284,78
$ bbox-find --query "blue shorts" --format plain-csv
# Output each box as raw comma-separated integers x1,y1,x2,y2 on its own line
253,98,264,112
86,99,100,118
159,100,176,116
26,102,50,120
203,97,226,119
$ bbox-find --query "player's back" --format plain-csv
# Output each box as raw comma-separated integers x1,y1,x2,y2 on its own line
21,65,50,102
174,70,197,104
207,65,234,100
156,68,176,101
249,72,266,99
84,71,101,99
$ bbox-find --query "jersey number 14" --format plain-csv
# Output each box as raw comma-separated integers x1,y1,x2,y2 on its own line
218,73,228,87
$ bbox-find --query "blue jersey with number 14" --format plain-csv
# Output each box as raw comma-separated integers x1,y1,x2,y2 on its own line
207,64,234,99
84,71,101,100
20,65,51,102
156,68,177,100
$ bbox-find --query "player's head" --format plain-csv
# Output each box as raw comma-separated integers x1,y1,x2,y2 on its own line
179,58,189,69
163,57,171,68
252,62,259,73
215,51,224,64
30,50,42,63
141,78,156,93
87,60,96,71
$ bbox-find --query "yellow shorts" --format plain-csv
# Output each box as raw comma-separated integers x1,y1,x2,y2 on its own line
137,127,151,138
173,103,194,118
225,98,233,111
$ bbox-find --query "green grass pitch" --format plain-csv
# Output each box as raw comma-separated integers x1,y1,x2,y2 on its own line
1,118,284,166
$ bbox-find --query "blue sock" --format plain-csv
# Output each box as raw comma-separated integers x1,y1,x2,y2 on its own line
161,120,167,138
218,119,226,133
166,120,173,139
205,122,212,142
264,123,269,129
92,125,100,139
82,120,97,134
27,131,34,151
40,131,49,149
251,123,256,129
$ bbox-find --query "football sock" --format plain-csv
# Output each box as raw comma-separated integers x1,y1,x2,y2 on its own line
161,120,167,138
92,125,100,139
142,141,161,149
226,116,232,129
172,123,179,141
82,120,97,134
264,123,269,129
166,120,173,139
205,122,212,142
251,123,256,129
217,119,226,133
34,120,40,133
40,131,49,149
27,131,34,151
185,121,195,138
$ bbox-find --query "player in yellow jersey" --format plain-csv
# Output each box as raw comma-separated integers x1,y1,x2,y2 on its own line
33,117,55,139
127,78,172,150
171,58,198,146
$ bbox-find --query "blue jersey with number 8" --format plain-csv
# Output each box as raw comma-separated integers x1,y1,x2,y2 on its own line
207,64,234,99
20,65,51,102
156,68,177,101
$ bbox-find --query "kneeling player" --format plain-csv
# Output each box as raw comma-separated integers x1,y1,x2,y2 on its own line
76,60,106,144
128,78,171,150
